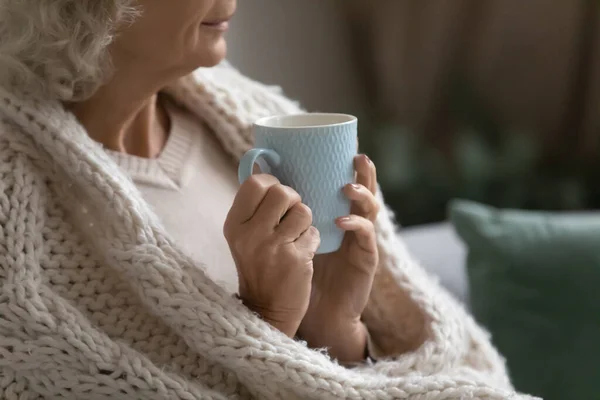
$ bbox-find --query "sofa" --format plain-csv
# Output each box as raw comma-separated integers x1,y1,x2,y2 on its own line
400,222,469,305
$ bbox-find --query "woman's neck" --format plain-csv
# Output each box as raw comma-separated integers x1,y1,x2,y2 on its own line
67,68,174,159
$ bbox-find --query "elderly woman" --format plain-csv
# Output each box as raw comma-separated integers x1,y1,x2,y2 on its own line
0,1,532,399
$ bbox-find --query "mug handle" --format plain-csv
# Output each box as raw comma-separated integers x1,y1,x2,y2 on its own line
238,148,282,184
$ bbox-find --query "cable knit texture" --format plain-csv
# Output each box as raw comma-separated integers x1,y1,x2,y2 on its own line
0,63,535,399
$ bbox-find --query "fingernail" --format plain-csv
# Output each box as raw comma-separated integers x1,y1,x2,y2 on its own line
338,216,352,223
364,155,372,164
351,183,361,190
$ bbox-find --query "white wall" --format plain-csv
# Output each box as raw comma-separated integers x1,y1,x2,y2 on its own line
226,0,365,115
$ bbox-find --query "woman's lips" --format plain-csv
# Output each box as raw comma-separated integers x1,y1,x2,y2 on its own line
202,18,232,32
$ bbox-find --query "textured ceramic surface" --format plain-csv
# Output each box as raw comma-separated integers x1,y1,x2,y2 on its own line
239,114,357,254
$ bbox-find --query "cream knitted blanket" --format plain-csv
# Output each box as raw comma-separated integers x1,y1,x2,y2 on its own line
0,63,535,399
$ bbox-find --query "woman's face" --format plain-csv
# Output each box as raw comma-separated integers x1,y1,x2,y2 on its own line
112,0,237,75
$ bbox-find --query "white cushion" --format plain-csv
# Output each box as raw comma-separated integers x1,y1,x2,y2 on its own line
400,222,469,304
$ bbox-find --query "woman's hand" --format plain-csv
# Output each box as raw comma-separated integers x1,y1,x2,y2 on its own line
224,174,321,338
298,155,380,363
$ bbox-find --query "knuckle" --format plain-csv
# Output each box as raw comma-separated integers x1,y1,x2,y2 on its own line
355,217,370,231
223,216,238,241
281,185,301,202
246,174,278,191
269,184,301,205
302,226,320,248
366,220,377,235
244,174,263,189
372,201,381,216
309,226,321,241
309,230,321,254
295,203,313,221
223,221,232,240
270,184,289,199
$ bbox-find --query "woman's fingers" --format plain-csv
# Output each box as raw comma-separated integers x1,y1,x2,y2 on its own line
254,184,302,229
354,154,373,195
277,202,313,241
344,183,380,221
354,154,377,195
295,226,321,256
369,158,377,195
225,175,303,240
336,215,377,255
226,174,280,225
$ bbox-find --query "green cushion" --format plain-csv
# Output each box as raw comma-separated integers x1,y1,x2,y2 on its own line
450,200,600,400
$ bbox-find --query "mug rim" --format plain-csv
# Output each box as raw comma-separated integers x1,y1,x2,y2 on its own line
254,113,357,129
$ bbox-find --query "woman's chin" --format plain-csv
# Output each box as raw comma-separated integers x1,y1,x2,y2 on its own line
196,40,228,68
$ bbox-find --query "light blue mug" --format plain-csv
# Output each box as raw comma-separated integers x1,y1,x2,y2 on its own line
239,113,357,254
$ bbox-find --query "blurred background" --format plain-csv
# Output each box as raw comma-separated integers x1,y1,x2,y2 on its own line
227,0,600,227
227,3,600,399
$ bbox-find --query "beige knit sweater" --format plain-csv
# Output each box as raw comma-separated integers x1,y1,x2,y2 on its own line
0,63,534,399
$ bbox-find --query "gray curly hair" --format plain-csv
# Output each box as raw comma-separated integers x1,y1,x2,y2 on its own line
0,0,138,101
